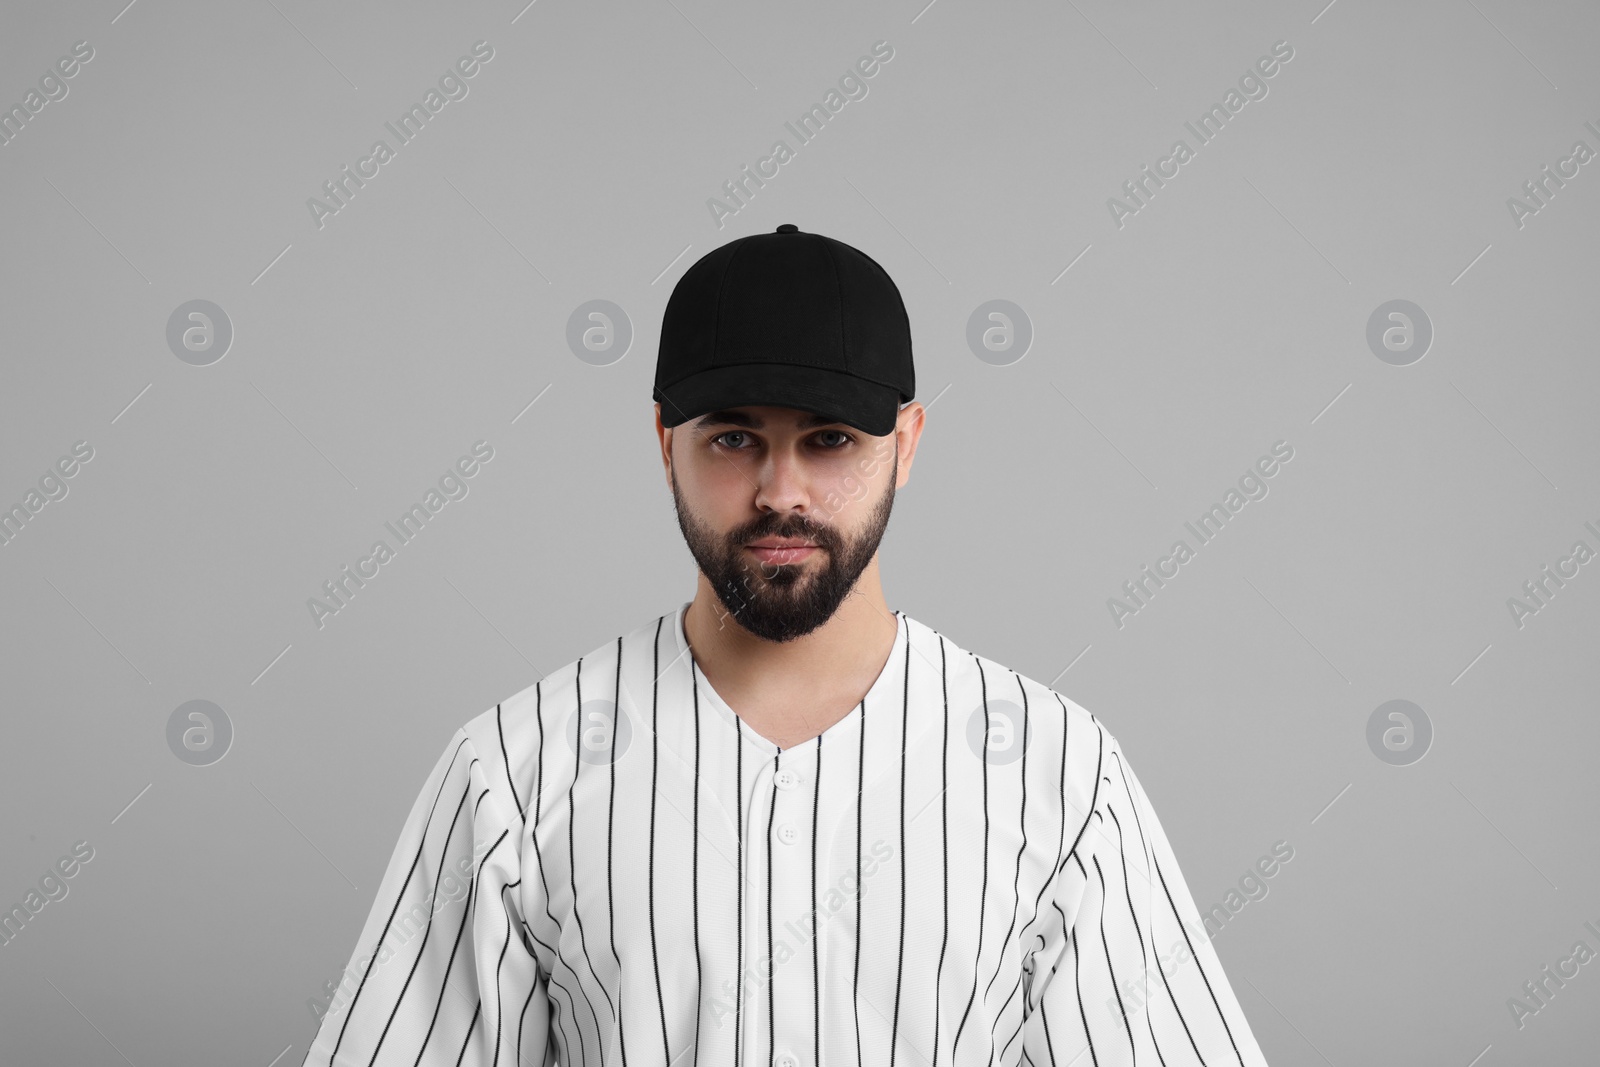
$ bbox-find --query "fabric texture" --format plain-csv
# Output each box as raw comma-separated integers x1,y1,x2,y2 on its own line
302,603,1269,1066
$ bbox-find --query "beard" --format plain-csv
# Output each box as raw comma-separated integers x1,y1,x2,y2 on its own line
671,454,897,643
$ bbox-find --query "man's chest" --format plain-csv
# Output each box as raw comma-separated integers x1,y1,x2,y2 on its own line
517,713,1069,1008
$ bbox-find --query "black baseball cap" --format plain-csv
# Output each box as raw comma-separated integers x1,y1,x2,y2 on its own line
654,224,915,437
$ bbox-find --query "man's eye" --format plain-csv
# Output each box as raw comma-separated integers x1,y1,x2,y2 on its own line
711,430,852,450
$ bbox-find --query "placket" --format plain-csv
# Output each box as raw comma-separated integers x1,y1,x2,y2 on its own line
742,743,822,1067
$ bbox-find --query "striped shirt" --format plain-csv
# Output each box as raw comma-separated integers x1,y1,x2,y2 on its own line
303,601,1269,1066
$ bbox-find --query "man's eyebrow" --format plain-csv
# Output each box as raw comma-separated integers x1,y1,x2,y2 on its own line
694,410,842,430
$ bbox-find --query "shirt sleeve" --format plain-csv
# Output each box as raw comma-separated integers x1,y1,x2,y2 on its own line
1020,727,1270,1067
302,727,556,1067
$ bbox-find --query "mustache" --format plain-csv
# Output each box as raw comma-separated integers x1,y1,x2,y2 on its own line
732,516,837,547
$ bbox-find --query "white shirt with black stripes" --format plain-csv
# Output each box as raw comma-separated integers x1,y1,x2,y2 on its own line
303,600,1270,1067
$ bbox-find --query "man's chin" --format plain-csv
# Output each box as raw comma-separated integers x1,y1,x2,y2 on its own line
735,569,808,596
725,600,833,644
738,550,824,579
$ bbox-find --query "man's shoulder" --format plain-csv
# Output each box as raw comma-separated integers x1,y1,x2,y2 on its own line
900,612,1112,745
904,614,1116,834
458,606,679,743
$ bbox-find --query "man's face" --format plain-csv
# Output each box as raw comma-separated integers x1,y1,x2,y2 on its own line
665,404,901,643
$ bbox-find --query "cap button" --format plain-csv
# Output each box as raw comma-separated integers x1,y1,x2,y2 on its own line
775,223,799,234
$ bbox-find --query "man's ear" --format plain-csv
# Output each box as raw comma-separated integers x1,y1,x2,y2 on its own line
655,404,674,487
890,401,926,490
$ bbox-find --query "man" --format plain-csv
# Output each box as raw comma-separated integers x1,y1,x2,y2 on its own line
302,225,1270,1066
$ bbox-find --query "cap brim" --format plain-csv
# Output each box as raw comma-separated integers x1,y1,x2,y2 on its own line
655,362,902,436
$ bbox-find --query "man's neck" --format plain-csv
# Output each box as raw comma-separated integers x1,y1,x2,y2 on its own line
682,567,899,742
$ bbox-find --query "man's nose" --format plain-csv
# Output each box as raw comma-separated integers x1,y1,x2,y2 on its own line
753,446,813,514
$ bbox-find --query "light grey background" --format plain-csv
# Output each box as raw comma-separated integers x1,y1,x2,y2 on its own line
2,0,1597,1063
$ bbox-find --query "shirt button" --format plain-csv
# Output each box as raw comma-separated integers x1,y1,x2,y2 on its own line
776,823,801,845
775,769,800,790
776,1054,800,1067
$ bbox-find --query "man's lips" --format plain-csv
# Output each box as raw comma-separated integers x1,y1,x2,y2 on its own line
746,541,819,564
